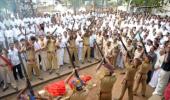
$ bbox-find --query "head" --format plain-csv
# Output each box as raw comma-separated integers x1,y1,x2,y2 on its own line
20,39,26,45
150,46,155,53
9,43,14,50
30,36,37,43
147,39,153,46
72,79,83,91
144,55,152,63
137,45,142,51
107,41,111,46
165,45,170,53
127,39,132,45
159,48,165,55
39,35,44,41
103,67,113,76
133,58,141,67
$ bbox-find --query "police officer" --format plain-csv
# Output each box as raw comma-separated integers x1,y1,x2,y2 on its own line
26,36,43,80
98,66,116,100
133,55,152,97
46,34,59,74
68,31,79,66
116,57,141,100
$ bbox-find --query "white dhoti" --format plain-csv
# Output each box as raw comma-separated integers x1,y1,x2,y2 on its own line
35,52,41,70
78,47,83,61
57,48,64,66
40,51,48,71
153,69,170,95
21,53,28,73
64,48,69,63
149,69,161,88
116,52,124,69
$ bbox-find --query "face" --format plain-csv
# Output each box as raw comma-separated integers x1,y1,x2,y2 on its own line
159,48,165,55
133,58,140,66
150,46,155,52
165,46,170,52
107,42,111,46
10,43,14,50
144,55,150,63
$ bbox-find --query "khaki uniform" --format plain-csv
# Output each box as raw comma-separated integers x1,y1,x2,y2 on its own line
0,54,17,88
82,36,91,63
118,62,137,100
46,39,58,70
69,90,88,100
26,45,40,80
133,62,152,95
99,75,116,100
69,38,79,65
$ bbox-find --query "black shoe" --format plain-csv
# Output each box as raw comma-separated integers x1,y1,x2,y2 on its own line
88,60,91,63
56,72,60,75
142,94,145,97
38,77,44,80
0,81,4,87
2,86,9,92
49,70,54,75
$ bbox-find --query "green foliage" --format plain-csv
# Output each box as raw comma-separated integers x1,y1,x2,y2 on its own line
125,0,162,6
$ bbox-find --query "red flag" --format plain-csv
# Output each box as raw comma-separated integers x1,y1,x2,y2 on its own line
0,55,13,70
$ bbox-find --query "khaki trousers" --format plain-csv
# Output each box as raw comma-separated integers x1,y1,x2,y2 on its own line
133,73,147,95
0,66,17,88
47,52,58,70
27,62,40,80
82,45,91,62
69,47,79,65
118,81,133,100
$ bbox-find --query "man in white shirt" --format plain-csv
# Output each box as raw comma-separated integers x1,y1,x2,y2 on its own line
8,43,24,80
76,31,83,61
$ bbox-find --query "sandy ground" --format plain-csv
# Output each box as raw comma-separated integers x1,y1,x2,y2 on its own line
3,64,154,100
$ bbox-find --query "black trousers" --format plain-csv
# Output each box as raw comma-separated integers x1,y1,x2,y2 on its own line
90,47,94,58
147,70,153,84
12,64,24,80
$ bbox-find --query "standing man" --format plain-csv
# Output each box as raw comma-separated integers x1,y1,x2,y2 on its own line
38,35,48,71
98,63,116,100
26,36,43,80
68,31,79,66
89,31,96,59
0,48,17,91
153,44,170,96
116,57,141,100
133,55,152,97
76,31,83,62
82,31,91,63
8,43,24,81
46,34,59,74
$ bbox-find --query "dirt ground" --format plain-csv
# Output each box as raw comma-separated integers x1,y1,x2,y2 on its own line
4,64,154,100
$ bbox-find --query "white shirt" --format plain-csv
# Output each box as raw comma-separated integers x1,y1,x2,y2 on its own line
8,48,20,66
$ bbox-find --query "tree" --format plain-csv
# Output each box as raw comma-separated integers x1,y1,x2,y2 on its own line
125,0,162,7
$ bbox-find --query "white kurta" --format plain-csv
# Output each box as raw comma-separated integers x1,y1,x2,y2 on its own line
149,54,165,88
57,40,65,66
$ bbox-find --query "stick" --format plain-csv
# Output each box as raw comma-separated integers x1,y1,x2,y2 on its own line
118,36,132,59
138,33,148,56
18,29,35,97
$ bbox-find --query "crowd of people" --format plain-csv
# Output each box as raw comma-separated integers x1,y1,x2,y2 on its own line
0,10,170,100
